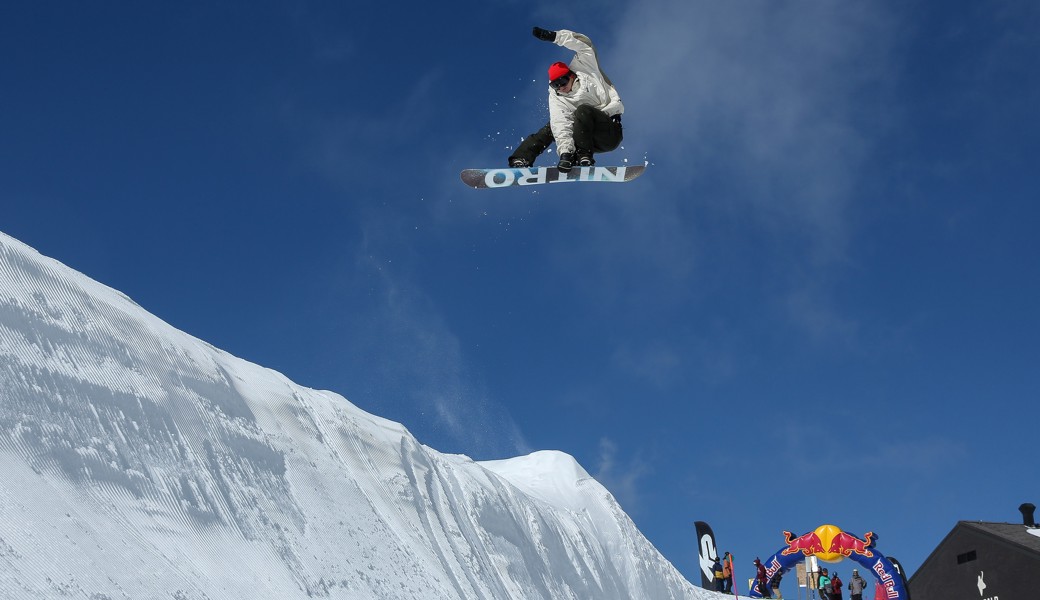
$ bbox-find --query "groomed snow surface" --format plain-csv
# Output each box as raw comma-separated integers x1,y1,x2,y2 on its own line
0,230,719,599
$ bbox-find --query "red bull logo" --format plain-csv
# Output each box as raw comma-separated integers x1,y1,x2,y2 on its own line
828,531,875,558
781,525,872,562
780,530,825,556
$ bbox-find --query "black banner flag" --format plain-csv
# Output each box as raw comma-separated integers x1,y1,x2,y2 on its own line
695,521,720,589
888,556,911,600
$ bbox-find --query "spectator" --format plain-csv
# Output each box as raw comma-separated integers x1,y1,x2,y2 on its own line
722,552,734,593
831,572,844,600
754,558,773,598
819,568,832,600
713,556,725,592
848,569,868,600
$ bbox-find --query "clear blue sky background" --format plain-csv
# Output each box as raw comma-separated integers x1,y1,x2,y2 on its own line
4,0,1039,593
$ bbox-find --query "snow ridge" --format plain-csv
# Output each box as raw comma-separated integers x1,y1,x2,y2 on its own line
0,231,708,599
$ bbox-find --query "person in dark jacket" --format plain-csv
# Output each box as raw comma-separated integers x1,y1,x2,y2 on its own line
713,557,725,592
830,572,844,600
753,558,773,598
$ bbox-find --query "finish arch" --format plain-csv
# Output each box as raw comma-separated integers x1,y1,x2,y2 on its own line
747,525,907,600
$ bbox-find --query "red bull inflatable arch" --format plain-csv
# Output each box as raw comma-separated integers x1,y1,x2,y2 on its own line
748,525,908,600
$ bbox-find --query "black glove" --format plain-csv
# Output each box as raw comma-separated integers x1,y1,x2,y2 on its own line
611,114,622,124
533,27,557,42
557,152,575,173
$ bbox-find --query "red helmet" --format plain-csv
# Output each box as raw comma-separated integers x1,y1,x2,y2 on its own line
548,61,572,82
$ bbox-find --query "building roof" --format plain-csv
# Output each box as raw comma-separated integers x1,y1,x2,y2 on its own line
958,521,1040,557
910,520,1040,583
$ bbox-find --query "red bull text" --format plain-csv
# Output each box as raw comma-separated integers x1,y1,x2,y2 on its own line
872,561,900,599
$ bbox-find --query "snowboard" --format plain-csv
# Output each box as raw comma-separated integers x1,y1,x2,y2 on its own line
461,165,645,189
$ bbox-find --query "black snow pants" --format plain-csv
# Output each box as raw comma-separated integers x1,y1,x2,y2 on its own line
508,105,623,165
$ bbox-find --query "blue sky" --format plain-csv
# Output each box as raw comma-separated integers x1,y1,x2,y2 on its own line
4,0,1039,593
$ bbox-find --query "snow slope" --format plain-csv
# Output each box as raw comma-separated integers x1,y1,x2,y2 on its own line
0,230,712,599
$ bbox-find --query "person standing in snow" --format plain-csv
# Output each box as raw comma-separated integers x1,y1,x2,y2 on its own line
848,568,868,600
753,558,773,598
830,572,844,600
818,568,832,600
507,27,624,172
713,556,726,592
722,551,734,593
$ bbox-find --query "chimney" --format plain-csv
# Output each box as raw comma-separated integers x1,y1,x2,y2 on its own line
1020,503,1037,527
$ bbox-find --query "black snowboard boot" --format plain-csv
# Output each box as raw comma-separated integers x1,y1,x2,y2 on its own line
557,153,575,173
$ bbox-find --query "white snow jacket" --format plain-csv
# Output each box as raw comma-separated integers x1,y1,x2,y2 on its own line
548,30,624,154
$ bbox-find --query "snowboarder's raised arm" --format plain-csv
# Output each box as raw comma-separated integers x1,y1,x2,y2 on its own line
542,28,623,116
552,30,602,75
557,30,607,74
532,27,602,74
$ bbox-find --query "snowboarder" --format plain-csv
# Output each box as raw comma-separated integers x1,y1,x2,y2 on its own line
507,27,624,172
